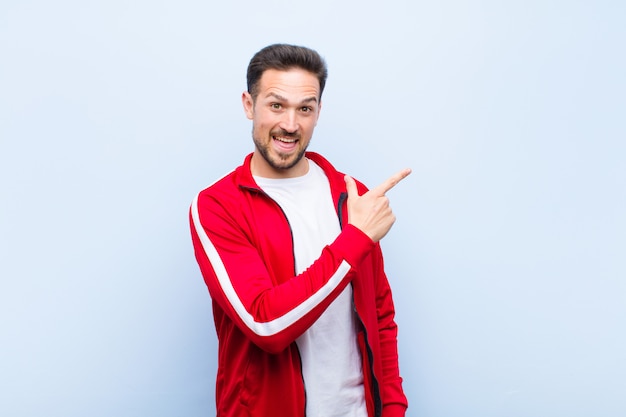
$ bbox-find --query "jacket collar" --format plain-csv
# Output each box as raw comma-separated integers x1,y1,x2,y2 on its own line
235,151,346,196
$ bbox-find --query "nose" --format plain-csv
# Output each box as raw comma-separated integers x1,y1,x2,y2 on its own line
279,110,299,133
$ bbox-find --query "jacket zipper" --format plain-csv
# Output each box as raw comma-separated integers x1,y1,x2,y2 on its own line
354,304,382,417
341,191,382,417
337,192,347,229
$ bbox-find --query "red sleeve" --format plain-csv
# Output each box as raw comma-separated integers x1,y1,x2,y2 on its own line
189,191,375,354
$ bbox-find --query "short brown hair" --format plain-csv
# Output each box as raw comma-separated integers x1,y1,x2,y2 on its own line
246,44,328,101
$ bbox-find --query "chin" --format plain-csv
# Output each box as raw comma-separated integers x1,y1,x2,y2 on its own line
271,157,299,171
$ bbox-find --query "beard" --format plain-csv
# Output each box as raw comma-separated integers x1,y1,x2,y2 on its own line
252,128,309,171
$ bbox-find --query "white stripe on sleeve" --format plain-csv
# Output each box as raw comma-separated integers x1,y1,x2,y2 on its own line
191,193,351,337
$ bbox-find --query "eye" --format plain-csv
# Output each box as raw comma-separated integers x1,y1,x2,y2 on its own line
271,103,282,110
301,106,312,113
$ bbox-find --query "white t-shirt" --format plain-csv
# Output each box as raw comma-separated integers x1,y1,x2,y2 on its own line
255,159,367,417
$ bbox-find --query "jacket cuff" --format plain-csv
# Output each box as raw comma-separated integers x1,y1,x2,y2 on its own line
333,224,375,268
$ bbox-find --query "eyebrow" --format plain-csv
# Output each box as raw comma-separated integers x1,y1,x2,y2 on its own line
266,92,318,104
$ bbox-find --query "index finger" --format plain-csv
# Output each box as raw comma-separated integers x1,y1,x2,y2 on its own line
372,168,412,195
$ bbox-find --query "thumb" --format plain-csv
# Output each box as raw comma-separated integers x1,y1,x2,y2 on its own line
344,175,359,199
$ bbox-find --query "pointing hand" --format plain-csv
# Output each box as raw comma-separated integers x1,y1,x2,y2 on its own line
344,168,412,242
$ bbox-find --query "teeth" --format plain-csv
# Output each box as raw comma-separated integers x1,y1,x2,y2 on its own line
274,136,296,143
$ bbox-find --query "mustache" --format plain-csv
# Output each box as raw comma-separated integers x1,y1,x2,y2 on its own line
271,129,301,140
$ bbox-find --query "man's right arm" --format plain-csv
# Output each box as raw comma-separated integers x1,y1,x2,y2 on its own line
189,191,375,354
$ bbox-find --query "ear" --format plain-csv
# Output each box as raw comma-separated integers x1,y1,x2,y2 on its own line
242,91,254,120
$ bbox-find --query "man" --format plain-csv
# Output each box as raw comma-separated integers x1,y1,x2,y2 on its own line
190,44,410,417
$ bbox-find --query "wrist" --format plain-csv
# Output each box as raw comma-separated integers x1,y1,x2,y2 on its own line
332,224,375,267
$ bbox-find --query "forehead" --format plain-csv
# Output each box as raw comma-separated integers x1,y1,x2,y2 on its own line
257,68,320,100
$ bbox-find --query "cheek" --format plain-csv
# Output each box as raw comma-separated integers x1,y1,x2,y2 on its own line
302,119,318,135
253,118,277,139
252,117,268,132
254,112,277,129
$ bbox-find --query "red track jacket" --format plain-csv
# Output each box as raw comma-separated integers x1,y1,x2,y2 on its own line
190,152,408,417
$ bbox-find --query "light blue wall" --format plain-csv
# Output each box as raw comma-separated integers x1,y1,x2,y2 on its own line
1,1,624,416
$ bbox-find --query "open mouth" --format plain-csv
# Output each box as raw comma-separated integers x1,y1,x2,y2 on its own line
272,135,298,143
272,134,300,153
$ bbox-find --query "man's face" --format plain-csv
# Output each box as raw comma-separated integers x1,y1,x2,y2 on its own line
242,68,321,178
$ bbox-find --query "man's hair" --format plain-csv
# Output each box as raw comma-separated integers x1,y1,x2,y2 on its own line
246,44,328,101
